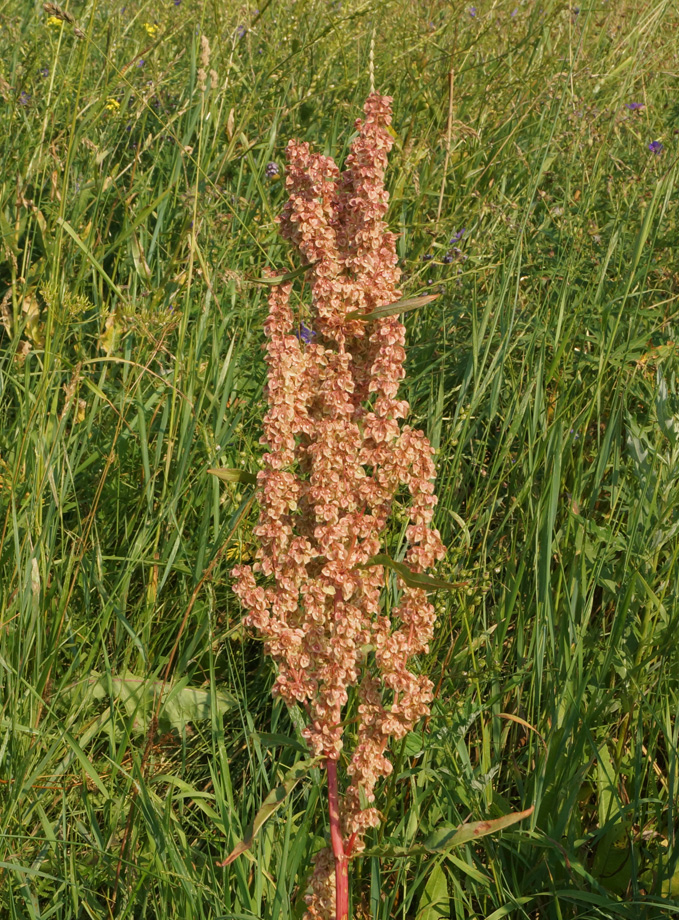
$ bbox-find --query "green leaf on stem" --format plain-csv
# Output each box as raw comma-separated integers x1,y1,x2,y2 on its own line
418,863,449,920
252,261,319,285
362,806,534,858
217,758,320,867
360,554,466,592
346,293,439,321
208,468,258,485
422,806,534,850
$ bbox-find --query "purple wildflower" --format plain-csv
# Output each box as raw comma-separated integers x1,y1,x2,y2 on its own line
450,228,466,243
511,7,517,15
265,161,280,178
236,24,246,38
137,58,145,67
19,91,30,105
443,253,454,264
469,6,477,16
648,140,664,155
40,67,49,78
298,323,316,344
625,102,644,111
421,253,434,261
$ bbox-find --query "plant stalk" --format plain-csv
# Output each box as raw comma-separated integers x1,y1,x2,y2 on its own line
326,758,349,920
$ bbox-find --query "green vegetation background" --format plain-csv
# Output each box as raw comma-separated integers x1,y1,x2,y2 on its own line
1,0,679,917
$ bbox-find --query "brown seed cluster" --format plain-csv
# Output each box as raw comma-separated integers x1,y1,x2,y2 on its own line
232,94,445,918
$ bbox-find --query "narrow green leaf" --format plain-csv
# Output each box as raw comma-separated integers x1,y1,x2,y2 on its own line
208,467,258,485
57,217,128,302
217,758,320,866
62,731,109,800
346,293,439,321
130,231,152,282
422,806,534,851
629,178,662,279
360,554,464,592
362,806,534,858
252,261,319,285
255,731,308,753
103,186,175,258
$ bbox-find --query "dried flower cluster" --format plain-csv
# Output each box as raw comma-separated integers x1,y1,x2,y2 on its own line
197,34,218,92
232,94,445,919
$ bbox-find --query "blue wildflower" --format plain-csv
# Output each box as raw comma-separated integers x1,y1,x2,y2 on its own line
469,6,477,16
298,323,316,344
450,228,466,243
625,102,644,110
236,24,246,38
648,140,664,155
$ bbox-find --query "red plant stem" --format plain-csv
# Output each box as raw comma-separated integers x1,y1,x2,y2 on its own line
326,758,349,920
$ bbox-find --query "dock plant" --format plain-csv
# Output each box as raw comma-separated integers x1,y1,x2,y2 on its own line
231,94,446,919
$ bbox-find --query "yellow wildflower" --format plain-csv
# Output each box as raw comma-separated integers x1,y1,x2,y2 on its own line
144,22,158,37
104,98,120,112
46,15,64,27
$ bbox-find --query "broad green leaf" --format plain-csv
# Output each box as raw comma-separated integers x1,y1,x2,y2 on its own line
162,683,235,731
658,862,679,899
346,293,439,321
597,743,617,827
360,554,465,592
208,467,258,485
417,862,449,920
86,672,236,734
402,730,424,756
217,758,320,866
591,820,634,896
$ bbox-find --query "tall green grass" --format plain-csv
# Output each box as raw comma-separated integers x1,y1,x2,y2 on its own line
1,0,679,916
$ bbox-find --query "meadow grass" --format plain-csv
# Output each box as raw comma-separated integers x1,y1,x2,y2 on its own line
1,0,679,917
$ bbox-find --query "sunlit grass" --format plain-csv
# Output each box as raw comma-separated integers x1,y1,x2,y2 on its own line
1,0,679,917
